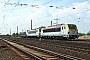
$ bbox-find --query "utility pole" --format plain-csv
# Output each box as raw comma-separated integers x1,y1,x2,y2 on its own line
17,26,18,37
54,14,59,25
51,21,52,26
31,20,32,30
5,2,27,37
50,6,60,26
10,29,11,37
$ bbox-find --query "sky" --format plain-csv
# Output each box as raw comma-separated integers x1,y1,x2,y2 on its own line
0,0,90,35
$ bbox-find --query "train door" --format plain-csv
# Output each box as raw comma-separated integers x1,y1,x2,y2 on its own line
61,26,66,36
61,27,64,35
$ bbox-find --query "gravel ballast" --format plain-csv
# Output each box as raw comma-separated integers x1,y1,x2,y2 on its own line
0,39,23,60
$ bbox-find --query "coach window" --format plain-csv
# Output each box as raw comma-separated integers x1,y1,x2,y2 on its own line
64,27,65,29
60,27,61,31
62,27,63,30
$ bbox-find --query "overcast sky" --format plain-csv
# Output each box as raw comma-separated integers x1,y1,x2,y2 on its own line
0,0,90,35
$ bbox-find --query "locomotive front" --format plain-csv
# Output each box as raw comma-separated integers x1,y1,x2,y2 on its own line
66,24,78,39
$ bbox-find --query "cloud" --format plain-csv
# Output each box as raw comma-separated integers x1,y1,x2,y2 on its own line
85,19,90,23
25,1,90,29
26,5,53,27
52,1,89,22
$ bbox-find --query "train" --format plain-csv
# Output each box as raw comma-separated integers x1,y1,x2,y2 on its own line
20,23,79,39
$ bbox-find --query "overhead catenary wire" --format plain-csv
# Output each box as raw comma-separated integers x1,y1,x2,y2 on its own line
4,1,20,21
0,0,41,35
22,0,87,19
19,0,54,20
1,0,89,23
0,0,11,10
3,0,41,21
1,0,22,34
35,0,89,23
4,0,22,20
3,0,61,24
14,0,89,28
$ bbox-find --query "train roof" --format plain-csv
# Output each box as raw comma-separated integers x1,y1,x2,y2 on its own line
42,23,77,30
20,31,26,33
27,29,37,32
43,24,63,30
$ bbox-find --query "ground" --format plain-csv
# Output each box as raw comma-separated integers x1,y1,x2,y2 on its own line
0,39,23,60
78,35,90,40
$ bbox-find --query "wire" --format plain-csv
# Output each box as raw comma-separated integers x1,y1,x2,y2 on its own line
19,0,53,20
0,0,11,10
2,0,22,33
4,0,22,21
38,0,89,21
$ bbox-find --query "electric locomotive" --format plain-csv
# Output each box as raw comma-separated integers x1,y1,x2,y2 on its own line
39,24,78,39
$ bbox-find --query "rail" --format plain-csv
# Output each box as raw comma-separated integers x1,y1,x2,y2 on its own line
3,39,85,60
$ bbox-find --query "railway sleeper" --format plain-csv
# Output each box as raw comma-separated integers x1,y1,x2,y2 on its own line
21,43,86,60
4,39,86,60
18,41,89,60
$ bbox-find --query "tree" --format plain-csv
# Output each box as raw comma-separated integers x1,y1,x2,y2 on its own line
16,33,20,37
6,34,10,36
12,33,20,37
86,31,90,35
12,33,16,37
39,26,46,29
78,33,85,36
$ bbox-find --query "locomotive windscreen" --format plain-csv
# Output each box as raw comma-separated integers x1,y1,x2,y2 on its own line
68,24,77,30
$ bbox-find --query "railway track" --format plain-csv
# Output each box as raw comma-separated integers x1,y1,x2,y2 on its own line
10,38,90,54
6,38,90,60
2,40,33,60
3,39,85,60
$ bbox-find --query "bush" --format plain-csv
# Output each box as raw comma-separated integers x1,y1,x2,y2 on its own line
86,31,90,35
78,33,85,36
